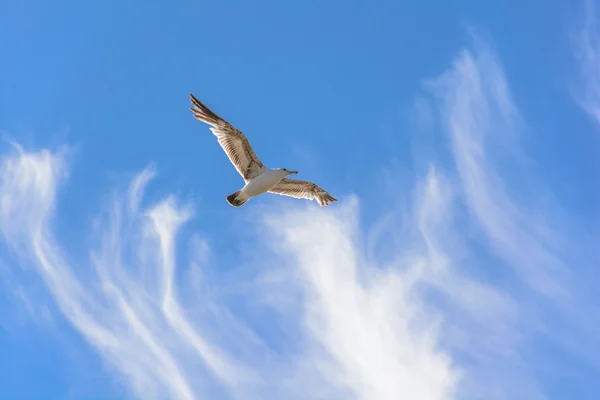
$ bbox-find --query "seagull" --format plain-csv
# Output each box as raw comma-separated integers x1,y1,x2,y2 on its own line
189,93,337,207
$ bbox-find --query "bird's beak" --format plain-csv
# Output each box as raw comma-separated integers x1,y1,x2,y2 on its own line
288,170,298,175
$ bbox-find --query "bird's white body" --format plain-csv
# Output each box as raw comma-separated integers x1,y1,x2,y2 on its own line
243,169,288,197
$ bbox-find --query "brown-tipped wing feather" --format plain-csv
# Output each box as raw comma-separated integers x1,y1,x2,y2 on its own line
268,178,337,207
189,93,265,182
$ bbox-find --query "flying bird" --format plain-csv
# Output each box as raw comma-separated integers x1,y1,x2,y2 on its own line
189,93,337,207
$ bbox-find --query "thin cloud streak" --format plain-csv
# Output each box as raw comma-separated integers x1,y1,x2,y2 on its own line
424,33,600,396
427,41,568,296
574,0,600,125
0,145,251,400
147,199,253,385
411,166,542,400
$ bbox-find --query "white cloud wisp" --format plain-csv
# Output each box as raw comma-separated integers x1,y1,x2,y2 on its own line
574,0,600,126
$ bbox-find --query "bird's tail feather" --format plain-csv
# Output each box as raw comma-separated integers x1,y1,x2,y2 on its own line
189,93,224,127
226,190,249,207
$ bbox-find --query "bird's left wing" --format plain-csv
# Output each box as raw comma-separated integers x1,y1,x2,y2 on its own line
268,178,337,206
190,93,265,182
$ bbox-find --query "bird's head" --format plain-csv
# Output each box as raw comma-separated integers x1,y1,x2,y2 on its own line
280,168,298,175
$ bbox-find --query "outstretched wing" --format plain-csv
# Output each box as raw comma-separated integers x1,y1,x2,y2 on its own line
189,93,265,182
268,178,337,207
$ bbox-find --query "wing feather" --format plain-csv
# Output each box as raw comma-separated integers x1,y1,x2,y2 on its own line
268,178,337,207
189,93,265,182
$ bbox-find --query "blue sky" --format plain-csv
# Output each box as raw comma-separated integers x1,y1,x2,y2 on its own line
1,0,599,399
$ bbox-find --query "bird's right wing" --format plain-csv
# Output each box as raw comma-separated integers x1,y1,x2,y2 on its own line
190,93,265,182
268,178,337,206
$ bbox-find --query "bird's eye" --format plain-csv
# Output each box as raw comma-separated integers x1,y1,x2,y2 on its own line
283,168,287,171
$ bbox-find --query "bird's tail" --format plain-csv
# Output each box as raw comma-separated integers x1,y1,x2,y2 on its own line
226,190,249,207
189,93,225,127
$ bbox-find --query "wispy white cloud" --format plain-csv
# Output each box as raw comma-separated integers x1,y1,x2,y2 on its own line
0,145,251,400
255,193,460,400
410,166,542,400
573,0,600,125
423,31,599,397
427,38,569,296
